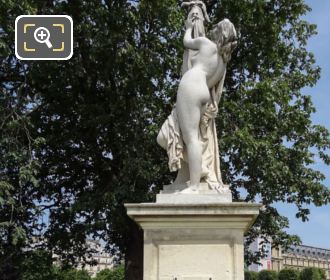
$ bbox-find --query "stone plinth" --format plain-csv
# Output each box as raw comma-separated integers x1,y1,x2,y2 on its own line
156,183,233,204
125,202,261,280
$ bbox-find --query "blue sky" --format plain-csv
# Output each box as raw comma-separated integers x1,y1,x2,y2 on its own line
275,0,330,249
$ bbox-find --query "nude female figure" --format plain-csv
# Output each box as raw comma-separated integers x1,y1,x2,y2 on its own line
176,18,237,191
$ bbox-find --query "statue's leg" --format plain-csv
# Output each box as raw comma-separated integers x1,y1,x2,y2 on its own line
184,130,202,188
176,102,202,189
173,161,189,185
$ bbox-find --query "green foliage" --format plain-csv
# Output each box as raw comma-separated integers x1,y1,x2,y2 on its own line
258,270,278,280
245,270,259,280
20,250,55,280
1,0,330,276
318,268,327,280
17,249,91,280
278,268,299,280
300,267,326,280
95,269,113,280
59,269,91,280
95,265,124,280
20,249,92,280
0,1,45,278
216,0,330,263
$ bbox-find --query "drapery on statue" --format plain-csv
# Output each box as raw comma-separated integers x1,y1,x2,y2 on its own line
157,2,237,194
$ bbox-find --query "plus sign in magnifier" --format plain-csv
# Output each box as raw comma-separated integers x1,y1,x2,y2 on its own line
34,27,53,48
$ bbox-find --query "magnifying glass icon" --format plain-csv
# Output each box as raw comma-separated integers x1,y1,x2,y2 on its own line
34,27,53,48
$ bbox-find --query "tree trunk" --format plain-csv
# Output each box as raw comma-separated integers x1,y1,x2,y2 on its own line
125,219,143,280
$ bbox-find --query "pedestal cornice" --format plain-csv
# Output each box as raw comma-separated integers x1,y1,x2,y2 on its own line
125,202,261,233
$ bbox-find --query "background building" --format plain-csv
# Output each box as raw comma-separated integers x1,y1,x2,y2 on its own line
248,237,272,272
272,244,330,280
77,240,115,277
249,238,330,280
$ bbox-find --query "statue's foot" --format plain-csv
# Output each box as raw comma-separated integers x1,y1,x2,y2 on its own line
179,184,199,194
179,187,197,194
214,183,230,193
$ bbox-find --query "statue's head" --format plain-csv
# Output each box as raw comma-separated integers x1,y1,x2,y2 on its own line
210,19,237,62
188,5,205,24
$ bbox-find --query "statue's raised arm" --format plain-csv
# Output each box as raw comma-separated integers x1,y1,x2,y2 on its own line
181,0,209,72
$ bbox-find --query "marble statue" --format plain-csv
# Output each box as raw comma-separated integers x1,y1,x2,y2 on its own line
126,6,260,279
157,2,237,194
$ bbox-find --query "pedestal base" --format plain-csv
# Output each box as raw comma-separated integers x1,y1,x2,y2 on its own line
125,203,261,280
157,182,232,203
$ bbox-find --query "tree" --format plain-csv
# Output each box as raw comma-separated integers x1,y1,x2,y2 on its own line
95,269,113,280
95,265,125,280
1,0,330,279
258,270,278,280
278,268,299,280
0,1,48,279
215,0,330,263
60,269,91,280
300,267,326,280
318,268,327,280
244,270,258,280
20,250,58,280
14,249,91,280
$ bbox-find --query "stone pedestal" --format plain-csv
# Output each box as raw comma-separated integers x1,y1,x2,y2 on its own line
156,183,232,204
125,202,261,280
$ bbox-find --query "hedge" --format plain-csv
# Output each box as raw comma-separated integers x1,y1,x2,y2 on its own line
244,271,259,280
300,267,326,280
258,270,278,280
278,268,299,280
